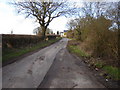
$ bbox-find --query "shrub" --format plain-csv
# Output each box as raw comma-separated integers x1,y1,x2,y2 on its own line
67,16,118,67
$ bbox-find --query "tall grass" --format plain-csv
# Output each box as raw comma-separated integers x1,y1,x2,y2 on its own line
67,41,90,57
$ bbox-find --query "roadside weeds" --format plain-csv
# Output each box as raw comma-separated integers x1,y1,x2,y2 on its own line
67,40,120,88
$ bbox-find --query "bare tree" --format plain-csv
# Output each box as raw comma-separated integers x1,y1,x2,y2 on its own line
81,2,94,17
12,0,76,39
33,26,52,35
33,27,41,35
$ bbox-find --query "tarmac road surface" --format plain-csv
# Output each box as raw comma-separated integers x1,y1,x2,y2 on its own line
2,38,105,88
38,48,105,88
3,38,68,88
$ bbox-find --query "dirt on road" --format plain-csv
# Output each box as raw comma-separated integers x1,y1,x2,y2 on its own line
38,48,105,88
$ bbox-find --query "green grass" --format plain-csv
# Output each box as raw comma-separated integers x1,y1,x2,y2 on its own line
95,61,104,68
103,66,120,80
3,37,62,62
67,40,120,81
68,45,90,57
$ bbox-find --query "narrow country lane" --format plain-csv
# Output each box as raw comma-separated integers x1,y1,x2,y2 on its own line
3,38,105,88
38,49,105,88
3,38,68,88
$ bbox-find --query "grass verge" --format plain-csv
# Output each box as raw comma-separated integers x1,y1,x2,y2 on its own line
103,66,120,80
67,40,120,81
67,43,90,58
3,37,62,62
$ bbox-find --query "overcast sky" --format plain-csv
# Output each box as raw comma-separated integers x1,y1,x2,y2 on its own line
0,0,77,35
0,0,119,35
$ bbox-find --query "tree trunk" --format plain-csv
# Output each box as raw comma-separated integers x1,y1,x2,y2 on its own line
41,26,46,40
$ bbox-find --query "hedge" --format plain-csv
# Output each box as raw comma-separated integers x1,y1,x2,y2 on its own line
2,34,42,48
2,34,61,49
46,35,60,40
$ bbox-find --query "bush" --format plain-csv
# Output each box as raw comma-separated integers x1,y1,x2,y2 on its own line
74,17,117,59
67,16,118,67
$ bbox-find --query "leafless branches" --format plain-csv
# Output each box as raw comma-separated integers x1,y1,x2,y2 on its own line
12,0,76,38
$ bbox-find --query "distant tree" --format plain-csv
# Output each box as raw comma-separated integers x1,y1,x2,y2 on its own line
57,31,59,35
51,31,53,34
66,19,77,30
46,28,53,35
33,27,52,35
33,27,40,35
13,0,76,39
11,30,13,34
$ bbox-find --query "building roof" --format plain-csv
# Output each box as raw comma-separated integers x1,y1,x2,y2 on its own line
64,30,68,32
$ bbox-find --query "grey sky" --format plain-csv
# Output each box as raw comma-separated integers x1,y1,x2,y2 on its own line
0,0,119,34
